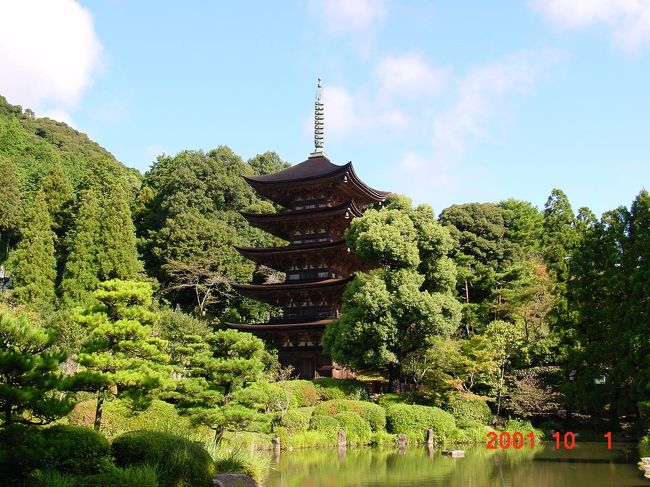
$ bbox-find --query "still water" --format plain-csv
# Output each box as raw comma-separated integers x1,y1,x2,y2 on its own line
265,443,643,487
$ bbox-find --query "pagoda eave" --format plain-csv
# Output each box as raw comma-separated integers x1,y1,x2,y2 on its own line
226,319,331,331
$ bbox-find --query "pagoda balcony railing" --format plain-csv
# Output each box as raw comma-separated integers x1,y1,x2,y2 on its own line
270,306,340,324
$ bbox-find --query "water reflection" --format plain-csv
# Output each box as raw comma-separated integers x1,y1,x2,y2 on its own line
265,443,642,487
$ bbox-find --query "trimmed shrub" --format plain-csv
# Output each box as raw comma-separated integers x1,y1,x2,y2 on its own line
279,408,312,433
41,425,111,476
0,424,47,482
276,380,321,407
214,449,271,484
313,378,369,401
385,404,457,443
334,411,372,445
275,429,337,448
310,414,340,435
313,399,386,431
67,399,200,439
111,430,214,487
444,395,491,425
370,431,397,446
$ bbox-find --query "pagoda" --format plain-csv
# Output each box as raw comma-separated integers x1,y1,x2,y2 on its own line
229,79,388,378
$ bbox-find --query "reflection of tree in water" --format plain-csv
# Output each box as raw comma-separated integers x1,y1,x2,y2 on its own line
266,443,640,487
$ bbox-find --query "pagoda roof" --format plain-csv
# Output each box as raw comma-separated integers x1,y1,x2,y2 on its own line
242,154,389,207
235,239,347,258
232,276,353,293
244,155,346,183
231,276,353,305
241,200,362,226
226,319,331,331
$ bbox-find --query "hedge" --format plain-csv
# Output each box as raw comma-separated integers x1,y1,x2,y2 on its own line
0,424,112,483
444,395,491,425
279,408,313,433
41,425,112,476
276,380,321,407
385,404,457,443
111,430,214,487
313,400,386,431
334,411,372,445
309,414,340,435
312,378,369,401
67,399,199,439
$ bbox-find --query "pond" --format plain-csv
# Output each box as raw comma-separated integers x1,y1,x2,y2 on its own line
265,442,643,487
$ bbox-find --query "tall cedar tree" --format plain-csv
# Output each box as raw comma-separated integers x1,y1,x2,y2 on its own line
40,162,75,283
0,306,75,425
98,179,142,280
0,157,21,261
71,280,170,431
9,191,56,309
60,189,102,305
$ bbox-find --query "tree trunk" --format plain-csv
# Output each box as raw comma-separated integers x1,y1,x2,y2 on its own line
94,391,105,431
496,363,505,416
214,425,225,446
5,404,11,425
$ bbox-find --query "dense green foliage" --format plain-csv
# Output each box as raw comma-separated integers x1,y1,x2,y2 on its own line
324,197,462,385
112,430,215,487
313,399,386,431
385,404,457,443
0,306,74,425
71,280,171,430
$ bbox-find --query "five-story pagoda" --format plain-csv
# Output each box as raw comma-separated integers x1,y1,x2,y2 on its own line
229,79,388,378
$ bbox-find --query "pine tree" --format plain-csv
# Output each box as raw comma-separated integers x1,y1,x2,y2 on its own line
9,191,56,309
0,157,22,262
71,280,170,431
0,306,75,425
60,189,102,305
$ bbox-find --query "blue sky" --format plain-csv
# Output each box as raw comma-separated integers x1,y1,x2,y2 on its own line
1,0,649,217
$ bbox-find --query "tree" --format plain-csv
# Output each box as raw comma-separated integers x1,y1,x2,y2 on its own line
247,151,290,176
9,191,56,309
97,179,142,280
0,157,21,262
168,329,272,444
71,280,170,431
0,306,74,425
60,189,102,305
542,188,577,283
485,320,525,415
499,198,543,256
324,199,461,389
439,202,522,335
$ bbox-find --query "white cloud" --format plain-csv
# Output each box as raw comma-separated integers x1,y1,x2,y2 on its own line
375,54,449,99
433,53,543,154
533,0,650,52
0,0,103,121
312,0,386,34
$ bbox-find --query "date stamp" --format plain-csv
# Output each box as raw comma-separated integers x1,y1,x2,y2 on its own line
486,431,613,450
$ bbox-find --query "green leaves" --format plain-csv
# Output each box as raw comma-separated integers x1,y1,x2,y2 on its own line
72,280,171,430
325,199,462,382
0,306,74,425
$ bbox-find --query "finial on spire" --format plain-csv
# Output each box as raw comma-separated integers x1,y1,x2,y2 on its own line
310,77,325,157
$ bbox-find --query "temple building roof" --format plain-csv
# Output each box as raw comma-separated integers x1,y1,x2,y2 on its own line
242,155,389,208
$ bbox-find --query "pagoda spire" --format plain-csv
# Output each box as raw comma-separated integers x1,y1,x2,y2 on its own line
310,77,325,158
